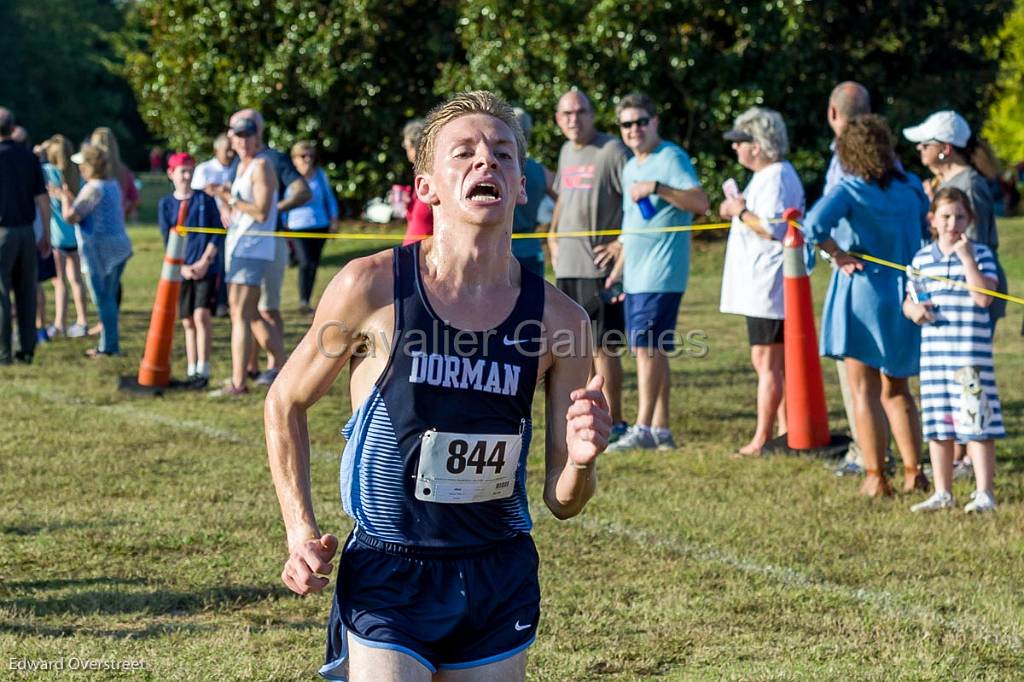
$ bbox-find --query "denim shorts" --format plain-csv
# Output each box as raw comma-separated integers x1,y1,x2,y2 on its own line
226,255,270,286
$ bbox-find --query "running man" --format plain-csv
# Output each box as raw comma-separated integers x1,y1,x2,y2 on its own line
265,91,611,682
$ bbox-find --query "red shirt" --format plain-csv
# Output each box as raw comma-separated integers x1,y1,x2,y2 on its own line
402,193,433,245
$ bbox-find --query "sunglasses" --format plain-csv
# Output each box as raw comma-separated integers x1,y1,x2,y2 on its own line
619,117,650,130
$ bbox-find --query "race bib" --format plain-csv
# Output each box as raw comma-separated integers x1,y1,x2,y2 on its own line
415,429,523,504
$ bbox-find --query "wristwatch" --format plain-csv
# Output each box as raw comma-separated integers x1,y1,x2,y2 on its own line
228,196,238,208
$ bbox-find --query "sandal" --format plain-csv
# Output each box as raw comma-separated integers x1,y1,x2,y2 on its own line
85,348,120,359
859,470,894,497
903,467,930,494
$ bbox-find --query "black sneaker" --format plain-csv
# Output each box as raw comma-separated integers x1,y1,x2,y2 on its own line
189,375,209,390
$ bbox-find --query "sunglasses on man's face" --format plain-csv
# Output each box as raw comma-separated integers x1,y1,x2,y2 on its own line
619,117,650,130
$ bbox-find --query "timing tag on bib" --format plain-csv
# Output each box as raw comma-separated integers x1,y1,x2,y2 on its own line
415,429,523,504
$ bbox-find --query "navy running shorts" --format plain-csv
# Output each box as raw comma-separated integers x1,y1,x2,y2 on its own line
320,530,540,679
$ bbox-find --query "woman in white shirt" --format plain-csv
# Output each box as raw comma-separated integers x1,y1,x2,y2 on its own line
718,107,805,456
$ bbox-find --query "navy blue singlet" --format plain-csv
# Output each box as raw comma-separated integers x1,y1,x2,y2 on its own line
339,242,545,548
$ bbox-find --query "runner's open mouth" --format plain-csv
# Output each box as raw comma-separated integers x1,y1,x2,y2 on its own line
467,182,501,201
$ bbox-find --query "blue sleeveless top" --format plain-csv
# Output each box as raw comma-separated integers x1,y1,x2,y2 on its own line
339,242,545,548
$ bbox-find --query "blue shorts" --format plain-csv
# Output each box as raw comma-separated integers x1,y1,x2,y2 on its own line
225,255,270,287
625,292,683,349
320,530,540,679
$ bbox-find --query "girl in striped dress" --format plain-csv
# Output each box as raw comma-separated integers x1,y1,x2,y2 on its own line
904,187,1005,513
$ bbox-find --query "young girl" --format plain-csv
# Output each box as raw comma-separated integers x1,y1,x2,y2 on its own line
904,187,1005,513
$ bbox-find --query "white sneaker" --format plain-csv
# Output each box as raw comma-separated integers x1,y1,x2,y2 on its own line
66,323,87,338
606,426,657,452
964,491,996,513
910,491,956,513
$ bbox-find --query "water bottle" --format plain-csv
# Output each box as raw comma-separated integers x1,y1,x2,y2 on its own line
906,266,931,304
637,196,656,220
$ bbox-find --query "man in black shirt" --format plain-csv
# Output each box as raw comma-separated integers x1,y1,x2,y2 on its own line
0,107,50,364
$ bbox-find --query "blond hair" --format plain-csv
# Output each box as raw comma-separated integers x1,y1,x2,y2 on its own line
290,140,316,158
45,134,81,194
89,127,125,181
79,145,109,180
414,91,525,176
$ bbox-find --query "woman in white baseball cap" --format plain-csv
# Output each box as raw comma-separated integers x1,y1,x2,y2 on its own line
903,111,1006,329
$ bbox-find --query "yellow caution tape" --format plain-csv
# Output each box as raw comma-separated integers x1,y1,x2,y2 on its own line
788,221,1022,307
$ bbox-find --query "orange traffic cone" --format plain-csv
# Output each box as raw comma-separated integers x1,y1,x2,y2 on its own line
136,198,189,388
780,208,831,450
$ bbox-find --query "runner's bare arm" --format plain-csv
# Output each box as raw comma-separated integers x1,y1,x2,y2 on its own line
542,292,610,519
265,253,392,592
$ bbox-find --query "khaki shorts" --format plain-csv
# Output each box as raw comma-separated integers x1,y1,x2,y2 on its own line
258,237,288,311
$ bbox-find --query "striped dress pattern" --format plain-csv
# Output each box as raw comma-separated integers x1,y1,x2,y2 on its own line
912,242,1005,442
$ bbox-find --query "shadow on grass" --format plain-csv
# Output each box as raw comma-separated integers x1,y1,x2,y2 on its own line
1,576,145,591
2,584,288,618
0,619,214,640
2,519,126,537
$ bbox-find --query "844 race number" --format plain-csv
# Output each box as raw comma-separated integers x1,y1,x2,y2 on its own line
415,430,523,504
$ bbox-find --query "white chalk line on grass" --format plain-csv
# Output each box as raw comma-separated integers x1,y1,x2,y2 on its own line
4,383,339,461
549,515,1023,652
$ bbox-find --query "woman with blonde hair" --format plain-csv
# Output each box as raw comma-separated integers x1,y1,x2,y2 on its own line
718,106,805,456
90,127,141,220
58,145,132,357
43,135,89,337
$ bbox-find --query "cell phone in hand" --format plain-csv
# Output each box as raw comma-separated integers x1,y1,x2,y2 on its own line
722,178,740,200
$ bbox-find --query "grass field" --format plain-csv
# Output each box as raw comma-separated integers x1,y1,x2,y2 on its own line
2,175,1022,680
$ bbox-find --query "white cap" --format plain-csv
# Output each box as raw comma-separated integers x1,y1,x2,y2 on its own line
902,111,971,148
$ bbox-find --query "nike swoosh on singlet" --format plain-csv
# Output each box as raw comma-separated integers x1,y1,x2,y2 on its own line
503,336,535,346
514,621,531,631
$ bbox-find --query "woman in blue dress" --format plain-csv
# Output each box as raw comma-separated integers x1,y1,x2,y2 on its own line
804,115,930,497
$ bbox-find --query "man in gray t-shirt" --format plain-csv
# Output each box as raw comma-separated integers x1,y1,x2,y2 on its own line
549,90,631,439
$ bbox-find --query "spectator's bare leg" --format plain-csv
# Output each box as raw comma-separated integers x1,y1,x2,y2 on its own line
594,349,623,424
845,358,893,496
880,373,926,491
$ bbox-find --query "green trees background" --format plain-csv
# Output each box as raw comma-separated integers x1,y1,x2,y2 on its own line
985,0,1024,166
4,0,1021,208
0,0,149,166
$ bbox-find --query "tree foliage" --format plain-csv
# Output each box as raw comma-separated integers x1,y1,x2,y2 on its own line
984,0,1024,165
120,0,460,207
119,0,1012,207
438,0,1012,204
0,0,149,167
